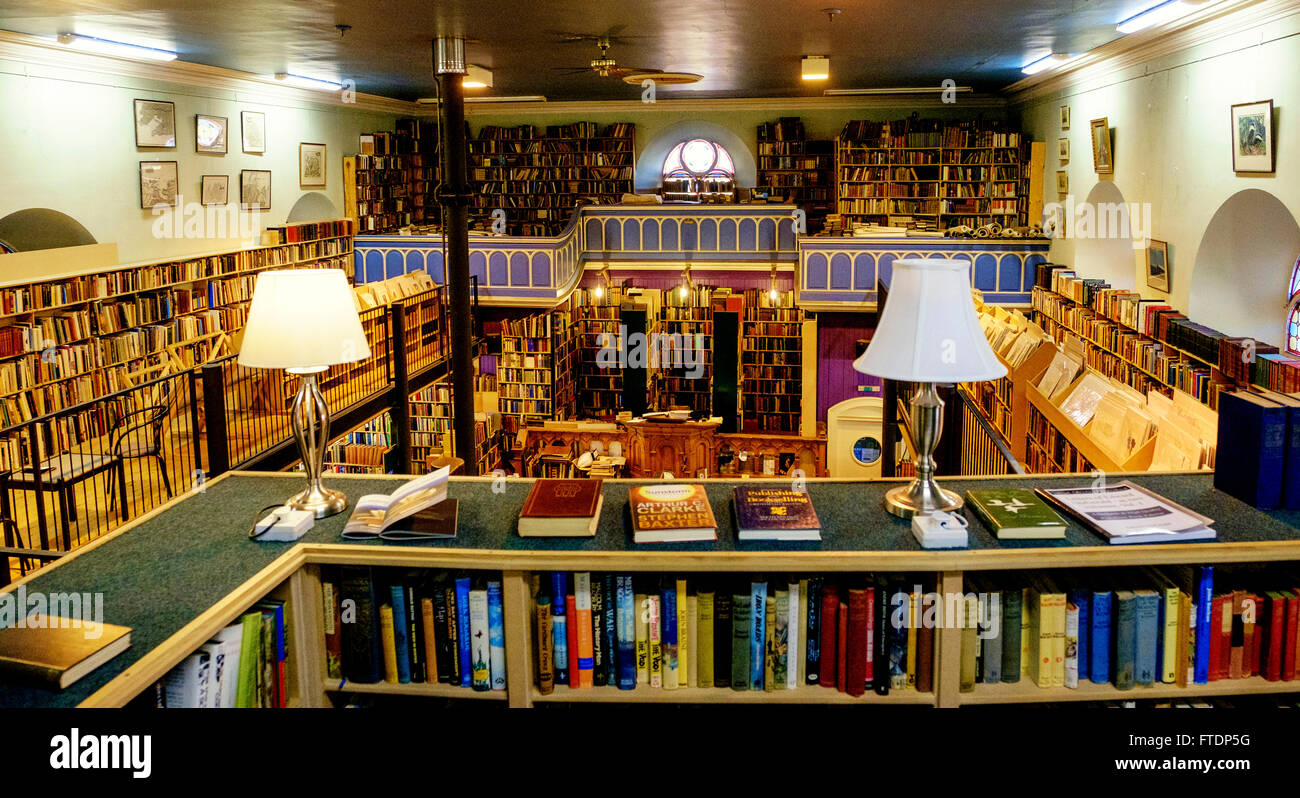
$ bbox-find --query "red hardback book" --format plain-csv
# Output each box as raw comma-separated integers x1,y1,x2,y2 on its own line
1285,591,1300,681
818,584,839,687
845,587,869,697
836,601,848,694
565,593,580,683
1244,592,1261,677
518,479,604,537
865,588,876,684
1209,594,1228,680
1263,593,1287,681
916,621,934,694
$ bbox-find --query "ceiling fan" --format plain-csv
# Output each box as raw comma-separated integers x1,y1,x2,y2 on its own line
552,37,702,84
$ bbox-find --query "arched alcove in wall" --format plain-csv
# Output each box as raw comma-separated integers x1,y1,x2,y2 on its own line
285,192,341,224
635,120,756,191
0,208,96,252
1074,181,1136,290
1188,188,1300,346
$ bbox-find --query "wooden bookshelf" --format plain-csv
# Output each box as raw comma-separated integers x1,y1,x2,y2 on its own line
741,289,806,434
321,410,397,475
656,286,714,414
1025,377,1156,474
756,118,833,233
468,122,634,236
345,120,440,234
408,378,502,475
835,117,1028,230
574,288,624,419
958,342,1058,465
498,303,578,444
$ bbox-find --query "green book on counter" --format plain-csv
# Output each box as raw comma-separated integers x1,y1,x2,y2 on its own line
966,489,1068,539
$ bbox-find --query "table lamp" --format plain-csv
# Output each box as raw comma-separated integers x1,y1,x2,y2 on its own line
238,269,371,517
853,258,1006,518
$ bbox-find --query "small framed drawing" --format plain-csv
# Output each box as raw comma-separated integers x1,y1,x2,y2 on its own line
1059,105,1070,130
195,114,228,154
1230,99,1274,173
241,110,266,154
1058,137,1069,161
1146,239,1170,293
240,169,271,210
139,161,178,208
1056,170,1069,194
1090,117,1113,174
201,175,228,206
299,142,326,188
134,99,176,148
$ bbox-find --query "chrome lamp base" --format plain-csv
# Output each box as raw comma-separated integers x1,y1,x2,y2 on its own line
886,381,964,520
286,368,348,519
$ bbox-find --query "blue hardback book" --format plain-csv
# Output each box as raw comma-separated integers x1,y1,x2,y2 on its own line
1070,589,1091,683
1259,390,1300,509
487,581,506,691
602,574,617,686
1194,566,1214,683
750,579,768,689
1089,590,1112,684
390,584,411,683
1134,590,1160,686
661,582,678,677
615,575,636,689
455,577,472,687
1214,390,1286,508
550,572,569,686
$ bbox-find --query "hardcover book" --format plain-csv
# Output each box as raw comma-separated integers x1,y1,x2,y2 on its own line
341,467,451,539
519,479,605,537
628,484,718,543
732,486,822,540
0,615,132,689
965,489,1067,539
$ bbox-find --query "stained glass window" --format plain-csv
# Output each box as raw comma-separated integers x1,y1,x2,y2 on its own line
662,138,736,198
1289,306,1300,355
1290,254,1300,301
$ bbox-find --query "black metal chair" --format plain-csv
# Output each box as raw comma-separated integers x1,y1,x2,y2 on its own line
107,382,177,518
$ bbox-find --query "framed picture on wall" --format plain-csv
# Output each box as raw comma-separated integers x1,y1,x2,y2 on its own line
1230,99,1275,173
1090,117,1113,174
1146,239,1170,293
1056,170,1069,194
139,161,178,208
241,110,266,154
195,114,228,154
299,142,326,188
201,175,228,206
1058,138,1069,161
240,169,271,210
1059,105,1070,130
133,99,176,148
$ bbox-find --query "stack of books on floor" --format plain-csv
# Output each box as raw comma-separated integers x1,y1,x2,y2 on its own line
321,567,506,692
156,600,285,708
533,573,934,696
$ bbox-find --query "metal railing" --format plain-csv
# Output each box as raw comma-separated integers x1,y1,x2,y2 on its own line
956,389,1025,476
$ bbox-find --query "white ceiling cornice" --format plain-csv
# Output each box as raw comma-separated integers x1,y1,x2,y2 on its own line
459,93,1010,117
1003,0,1300,104
0,28,424,115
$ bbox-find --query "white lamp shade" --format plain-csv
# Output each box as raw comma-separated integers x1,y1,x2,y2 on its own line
238,269,371,370
853,258,1006,382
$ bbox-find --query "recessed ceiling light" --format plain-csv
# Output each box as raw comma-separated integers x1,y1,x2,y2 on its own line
1116,0,1207,33
1021,53,1071,75
274,73,344,91
802,56,830,81
463,64,493,88
56,33,177,61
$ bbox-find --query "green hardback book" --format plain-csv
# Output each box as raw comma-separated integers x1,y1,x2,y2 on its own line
966,489,1068,539
731,591,751,691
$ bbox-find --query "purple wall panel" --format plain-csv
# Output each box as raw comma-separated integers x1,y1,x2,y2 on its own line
815,311,880,421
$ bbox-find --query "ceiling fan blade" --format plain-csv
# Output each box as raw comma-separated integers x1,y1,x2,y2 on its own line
550,66,596,73
607,66,665,77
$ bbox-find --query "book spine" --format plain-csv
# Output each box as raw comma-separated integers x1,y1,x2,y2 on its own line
575,573,594,688
888,586,908,690
866,586,876,685
565,592,580,686
420,596,438,685
677,578,690,687
390,585,411,684
764,595,777,692
787,581,801,690
697,590,715,687
322,576,342,680
915,600,933,694
731,591,751,690
441,582,460,685
1160,586,1179,684
1001,586,1022,683
845,587,869,697
1285,593,1299,681
873,581,890,695
750,580,767,690
635,587,650,687
687,594,699,688
1115,594,1137,690
379,604,399,684
469,588,491,691
648,594,663,688
404,584,423,683
818,583,838,687
837,600,849,691
1071,589,1090,684
1194,566,1213,683
488,581,506,691
1064,602,1079,688
455,577,472,687
535,593,554,694
1025,590,1045,687
1050,592,1066,688
551,572,568,687
589,573,605,687
1090,591,1112,684
906,590,918,689
340,568,381,684
714,592,732,688
616,575,636,690
661,582,679,690
774,590,789,689
960,603,977,693
603,574,617,687
982,591,1002,685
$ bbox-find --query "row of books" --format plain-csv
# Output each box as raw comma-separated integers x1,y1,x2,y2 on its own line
264,219,354,244
323,567,506,690
157,600,286,708
533,573,937,694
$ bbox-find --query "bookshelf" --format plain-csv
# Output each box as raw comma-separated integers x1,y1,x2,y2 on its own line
0,221,355,443
958,342,1057,465
574,287,624,419
1025,377,1156,474
468,122,634,236
321,410,397,475
408,379,502,475
657,285,714,414
344,120,440,234
741,289,806,434
835,117,1028,230
756,118,834,233
498,302,578,443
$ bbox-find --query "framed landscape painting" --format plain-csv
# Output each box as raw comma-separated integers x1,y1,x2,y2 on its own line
1230,100,1274,173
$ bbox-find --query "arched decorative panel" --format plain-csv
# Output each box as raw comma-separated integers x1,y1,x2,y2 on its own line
510,252,530,286
488,251,508,286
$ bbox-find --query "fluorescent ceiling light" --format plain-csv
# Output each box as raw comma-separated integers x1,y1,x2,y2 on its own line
802,56,830,80
56,33,176,61
463,64,493,88
465,95,546,103
1116,0,1201,33
1021,53,1071,75
824,86,972,95
274,73,344,91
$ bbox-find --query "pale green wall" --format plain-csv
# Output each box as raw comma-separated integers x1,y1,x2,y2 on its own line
1014,13,1300,346
0,58,397,265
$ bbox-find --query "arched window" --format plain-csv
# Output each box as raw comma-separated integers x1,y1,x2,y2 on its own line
1289,255,1300,354
662,138,735,199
